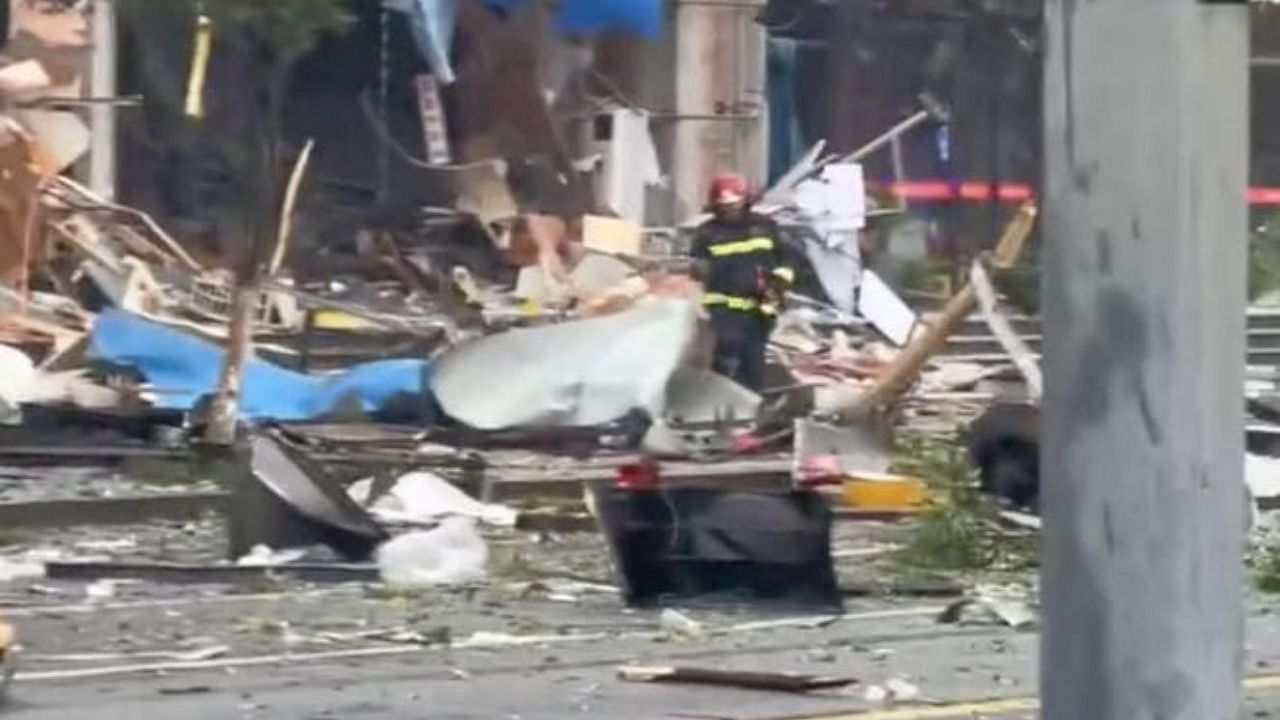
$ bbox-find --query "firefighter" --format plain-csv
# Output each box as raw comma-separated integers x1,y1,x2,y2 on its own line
691,173,794,392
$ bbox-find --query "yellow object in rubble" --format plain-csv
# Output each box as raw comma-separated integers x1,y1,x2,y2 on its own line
184,14,213,119
841,473,928,510
311,310,379,331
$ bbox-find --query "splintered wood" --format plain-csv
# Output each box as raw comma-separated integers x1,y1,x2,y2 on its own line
837,202,1039,421
0,125,55,290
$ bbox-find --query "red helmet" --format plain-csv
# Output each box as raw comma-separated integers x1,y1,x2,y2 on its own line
707,172,750,207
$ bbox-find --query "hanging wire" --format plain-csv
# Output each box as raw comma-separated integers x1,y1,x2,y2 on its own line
588,68,641,111
376,4,391,204
357,91,496,171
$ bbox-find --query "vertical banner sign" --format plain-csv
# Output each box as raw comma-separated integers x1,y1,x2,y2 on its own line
414,74,451,166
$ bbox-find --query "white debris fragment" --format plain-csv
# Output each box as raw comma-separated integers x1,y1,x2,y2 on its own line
659,609,705,640
85,580,119,600
452,631,590,649
0,345,36,424
864,678,921,707
0,557,44,583
870,647,894,662
1247,453,1280,501
863,684,889,704
74,536,138,553
174,645,231,662
236,545,308,567
885,677,920,703
376,517,488,588
349,472,517,528
939,584,1038,630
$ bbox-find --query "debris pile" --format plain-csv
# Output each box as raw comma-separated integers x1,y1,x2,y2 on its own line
0,0,1059,626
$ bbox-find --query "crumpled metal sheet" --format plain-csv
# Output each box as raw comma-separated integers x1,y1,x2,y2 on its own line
431,299,698,429
793,417,891,480
232,434,387,561
802,233,861,315
662,366,760,426
249,435,387,542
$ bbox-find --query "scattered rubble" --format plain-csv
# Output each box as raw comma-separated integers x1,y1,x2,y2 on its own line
0,5,1189,716
938,585,1038,630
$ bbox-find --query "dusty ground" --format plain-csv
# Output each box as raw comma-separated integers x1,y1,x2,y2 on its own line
0,464,1275,719
5,583,1280,720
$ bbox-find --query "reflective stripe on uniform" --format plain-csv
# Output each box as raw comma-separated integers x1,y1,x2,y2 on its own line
704,293,758,311
704,293,777,316
707,236,775,257
771,266,795,284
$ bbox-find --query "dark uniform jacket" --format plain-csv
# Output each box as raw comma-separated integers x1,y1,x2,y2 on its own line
691,212,794,317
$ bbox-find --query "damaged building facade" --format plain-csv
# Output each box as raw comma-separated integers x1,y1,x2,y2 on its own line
105,0,768,235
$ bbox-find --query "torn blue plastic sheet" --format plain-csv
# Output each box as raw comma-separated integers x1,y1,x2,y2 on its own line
88,311,433,422
476,0,662,37
555,0,662,37
388,0,662,83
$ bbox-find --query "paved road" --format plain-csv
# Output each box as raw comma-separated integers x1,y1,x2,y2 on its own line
6,602,1280,720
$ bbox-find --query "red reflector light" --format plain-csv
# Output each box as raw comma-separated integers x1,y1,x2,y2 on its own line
616,460,661,489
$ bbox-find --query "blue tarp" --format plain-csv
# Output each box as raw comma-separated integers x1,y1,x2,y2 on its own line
554,0,662,38
88,311,432,422
387,0,664,80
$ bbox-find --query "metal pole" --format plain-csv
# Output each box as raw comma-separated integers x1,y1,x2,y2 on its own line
88,0,117,199
1041,1,1248,719
986,12,1002,241
843,109,927,164
889,134,907,210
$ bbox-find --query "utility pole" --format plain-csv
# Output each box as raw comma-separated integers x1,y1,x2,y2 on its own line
1041,2,1248,719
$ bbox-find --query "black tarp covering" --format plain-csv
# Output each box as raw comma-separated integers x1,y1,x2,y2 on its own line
592,486,842,611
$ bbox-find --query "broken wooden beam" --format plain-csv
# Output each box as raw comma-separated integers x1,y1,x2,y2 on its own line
45,561,378,585
618,664,858,693
837,202,1038,420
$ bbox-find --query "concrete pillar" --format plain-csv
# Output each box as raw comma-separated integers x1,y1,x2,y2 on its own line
1040,2,1248,719
672,0,766,218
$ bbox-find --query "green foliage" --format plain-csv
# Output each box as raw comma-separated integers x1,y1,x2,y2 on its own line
895,258,951,297
890,432,1037,575
1250,218,1280,303
202,0,355,64
115,0,355,254
1250,535,1280,593
116,0,354,61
